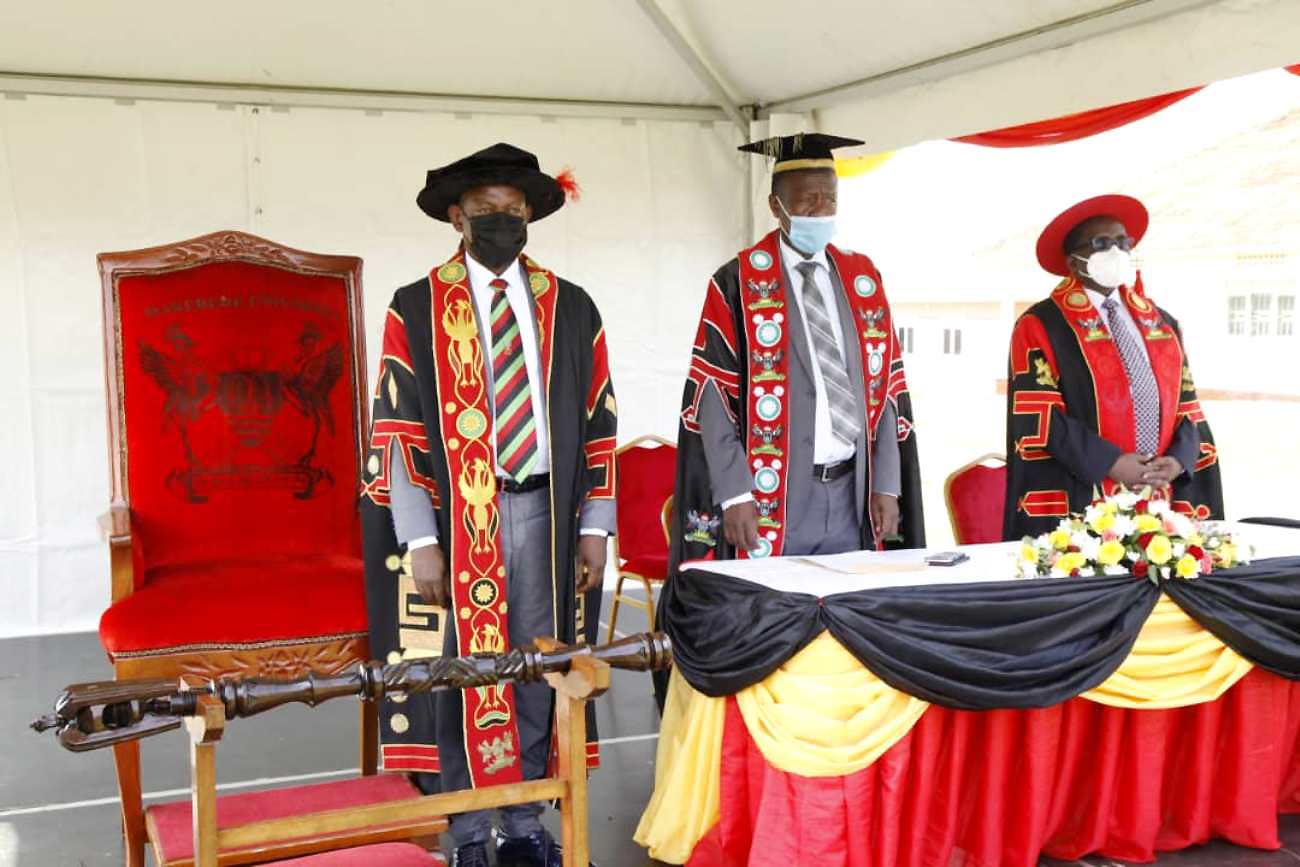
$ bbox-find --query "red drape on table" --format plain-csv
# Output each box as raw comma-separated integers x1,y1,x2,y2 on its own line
954,88,1202,148
687,668,1300,867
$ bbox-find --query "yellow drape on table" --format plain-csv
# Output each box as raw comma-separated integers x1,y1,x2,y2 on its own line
636,593,1257,863
1081,593,1253,707
633,668,725,864
735,631,931,777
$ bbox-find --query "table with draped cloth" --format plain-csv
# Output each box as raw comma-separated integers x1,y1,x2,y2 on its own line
635,524,1300,867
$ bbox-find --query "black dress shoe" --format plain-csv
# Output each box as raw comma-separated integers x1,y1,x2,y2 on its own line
451,841,491,867
497,828,597,867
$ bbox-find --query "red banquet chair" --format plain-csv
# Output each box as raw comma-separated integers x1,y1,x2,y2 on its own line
944,453,1008,545
606,435,677,641
96,231,442,865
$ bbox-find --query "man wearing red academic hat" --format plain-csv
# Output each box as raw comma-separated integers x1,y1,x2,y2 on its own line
359,143,616,867
1002,194,1223,541
669,132,925,572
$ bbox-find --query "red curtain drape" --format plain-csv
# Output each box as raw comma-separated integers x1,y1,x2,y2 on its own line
953,87,1202,148
687,668,1300,867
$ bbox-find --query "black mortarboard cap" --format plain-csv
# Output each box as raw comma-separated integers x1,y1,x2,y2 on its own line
737,132,865,174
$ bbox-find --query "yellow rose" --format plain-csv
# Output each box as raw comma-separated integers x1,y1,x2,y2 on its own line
1175,554,1200,579
1056,552,1087,574
1215,542,1236,569
1146,535,1173,565
1135,514,1162,534
1097,540,1126,566
1021,543,1039,563
1090,512,1116,534
1049,528,1072,551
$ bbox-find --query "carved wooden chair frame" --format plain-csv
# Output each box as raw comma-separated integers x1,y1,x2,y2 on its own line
180,639,606,867
97,231,389,865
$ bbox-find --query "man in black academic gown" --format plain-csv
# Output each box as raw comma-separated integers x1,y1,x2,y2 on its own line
360,143,617,867
1003,194,1223,540
670,132,924,571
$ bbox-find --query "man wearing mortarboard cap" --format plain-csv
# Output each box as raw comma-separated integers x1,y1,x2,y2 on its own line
359,143,617,867
1003,194,1223,541
667,132,925,575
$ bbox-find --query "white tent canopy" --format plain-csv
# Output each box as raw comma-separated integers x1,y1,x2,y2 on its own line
3,0,1299,144
1,0,1297,637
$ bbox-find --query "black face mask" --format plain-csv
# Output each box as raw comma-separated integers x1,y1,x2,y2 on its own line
466,212,527,270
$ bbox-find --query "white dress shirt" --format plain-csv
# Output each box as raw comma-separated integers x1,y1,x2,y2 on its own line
781,238,857,465
406,250,604,549
1087,287,1150,364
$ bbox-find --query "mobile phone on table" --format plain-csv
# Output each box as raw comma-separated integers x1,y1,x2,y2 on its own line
925,551,970,567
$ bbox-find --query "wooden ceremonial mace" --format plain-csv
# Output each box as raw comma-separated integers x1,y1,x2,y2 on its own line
32,632,672,752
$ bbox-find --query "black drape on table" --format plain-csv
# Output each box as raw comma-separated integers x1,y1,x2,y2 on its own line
663,557,1300,709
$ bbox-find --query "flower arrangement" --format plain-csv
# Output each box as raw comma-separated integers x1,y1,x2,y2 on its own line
1018,488,1249,581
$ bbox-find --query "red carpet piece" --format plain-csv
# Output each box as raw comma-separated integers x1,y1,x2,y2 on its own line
689,668,1300,867
273,842,445,865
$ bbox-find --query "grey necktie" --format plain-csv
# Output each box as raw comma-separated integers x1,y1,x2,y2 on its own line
1102,296,1160,454
796,261,861,449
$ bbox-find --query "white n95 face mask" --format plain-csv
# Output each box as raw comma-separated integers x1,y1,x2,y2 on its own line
1081,247,1137,289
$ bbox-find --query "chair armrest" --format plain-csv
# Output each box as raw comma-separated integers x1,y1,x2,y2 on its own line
99,504,132,544
99,503,135,603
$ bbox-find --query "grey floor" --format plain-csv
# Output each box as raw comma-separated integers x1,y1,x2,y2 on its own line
2,590,1298,866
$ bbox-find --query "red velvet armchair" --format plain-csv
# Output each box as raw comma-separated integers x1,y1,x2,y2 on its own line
943,453,1008,545
606,435,677,641
96,232,441,865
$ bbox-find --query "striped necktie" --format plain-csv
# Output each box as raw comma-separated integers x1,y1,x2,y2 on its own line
1102,296,1160,454
796,261,861,449
489,278,540,482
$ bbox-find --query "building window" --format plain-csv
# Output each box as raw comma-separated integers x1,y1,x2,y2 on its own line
896,326,914,353
1279,295,1295,337
1250,293,1273,336
943,328,962,355
1228,296,1246,335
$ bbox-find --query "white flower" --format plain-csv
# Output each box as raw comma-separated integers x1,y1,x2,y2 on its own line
1148,499,1171,518
1166,512,1194,539
1083,504,1105,526
1114,490,1139,511
1110,515,1136,538
1173,542,1186,559
1103,565,1128,576
1018,560,1040,579
1077,536,1101,561
1078,567,1096,577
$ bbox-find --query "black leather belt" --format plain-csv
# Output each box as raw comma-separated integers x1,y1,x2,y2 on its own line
497,473,550,494
812,459,854,483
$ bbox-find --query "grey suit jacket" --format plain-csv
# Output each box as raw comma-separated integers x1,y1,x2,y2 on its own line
698,250,900,528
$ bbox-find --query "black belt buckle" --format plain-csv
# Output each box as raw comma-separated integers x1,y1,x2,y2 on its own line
497,473,550,494
813,460,852,483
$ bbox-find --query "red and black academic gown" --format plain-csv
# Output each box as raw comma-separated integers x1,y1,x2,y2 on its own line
669,229,925,570
359,249,616,786
1003,276,1223,540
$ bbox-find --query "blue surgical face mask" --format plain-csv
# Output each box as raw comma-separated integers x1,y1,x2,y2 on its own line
777,197,836,256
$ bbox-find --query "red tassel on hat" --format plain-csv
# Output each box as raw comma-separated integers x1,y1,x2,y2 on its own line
556,168,582,202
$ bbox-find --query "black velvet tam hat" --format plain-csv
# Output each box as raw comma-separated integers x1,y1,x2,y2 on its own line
416,142,566,222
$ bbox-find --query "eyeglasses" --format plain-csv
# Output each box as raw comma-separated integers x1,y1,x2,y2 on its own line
1076,235,1134,253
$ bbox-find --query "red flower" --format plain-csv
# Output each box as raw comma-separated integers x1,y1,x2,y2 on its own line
1135,500,1149,515
1137,532,1155,549
1132,560,1150,579
1067,545,1080,553
1187,545,1205,560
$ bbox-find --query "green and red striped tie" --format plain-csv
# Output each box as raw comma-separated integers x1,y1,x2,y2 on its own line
489,278,539,482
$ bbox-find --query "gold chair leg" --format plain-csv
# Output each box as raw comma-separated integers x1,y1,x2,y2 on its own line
113,739,146,867
640,577,656,632
606,573,625,643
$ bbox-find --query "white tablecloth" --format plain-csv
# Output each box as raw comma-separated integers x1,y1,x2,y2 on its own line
679,521,1300,596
